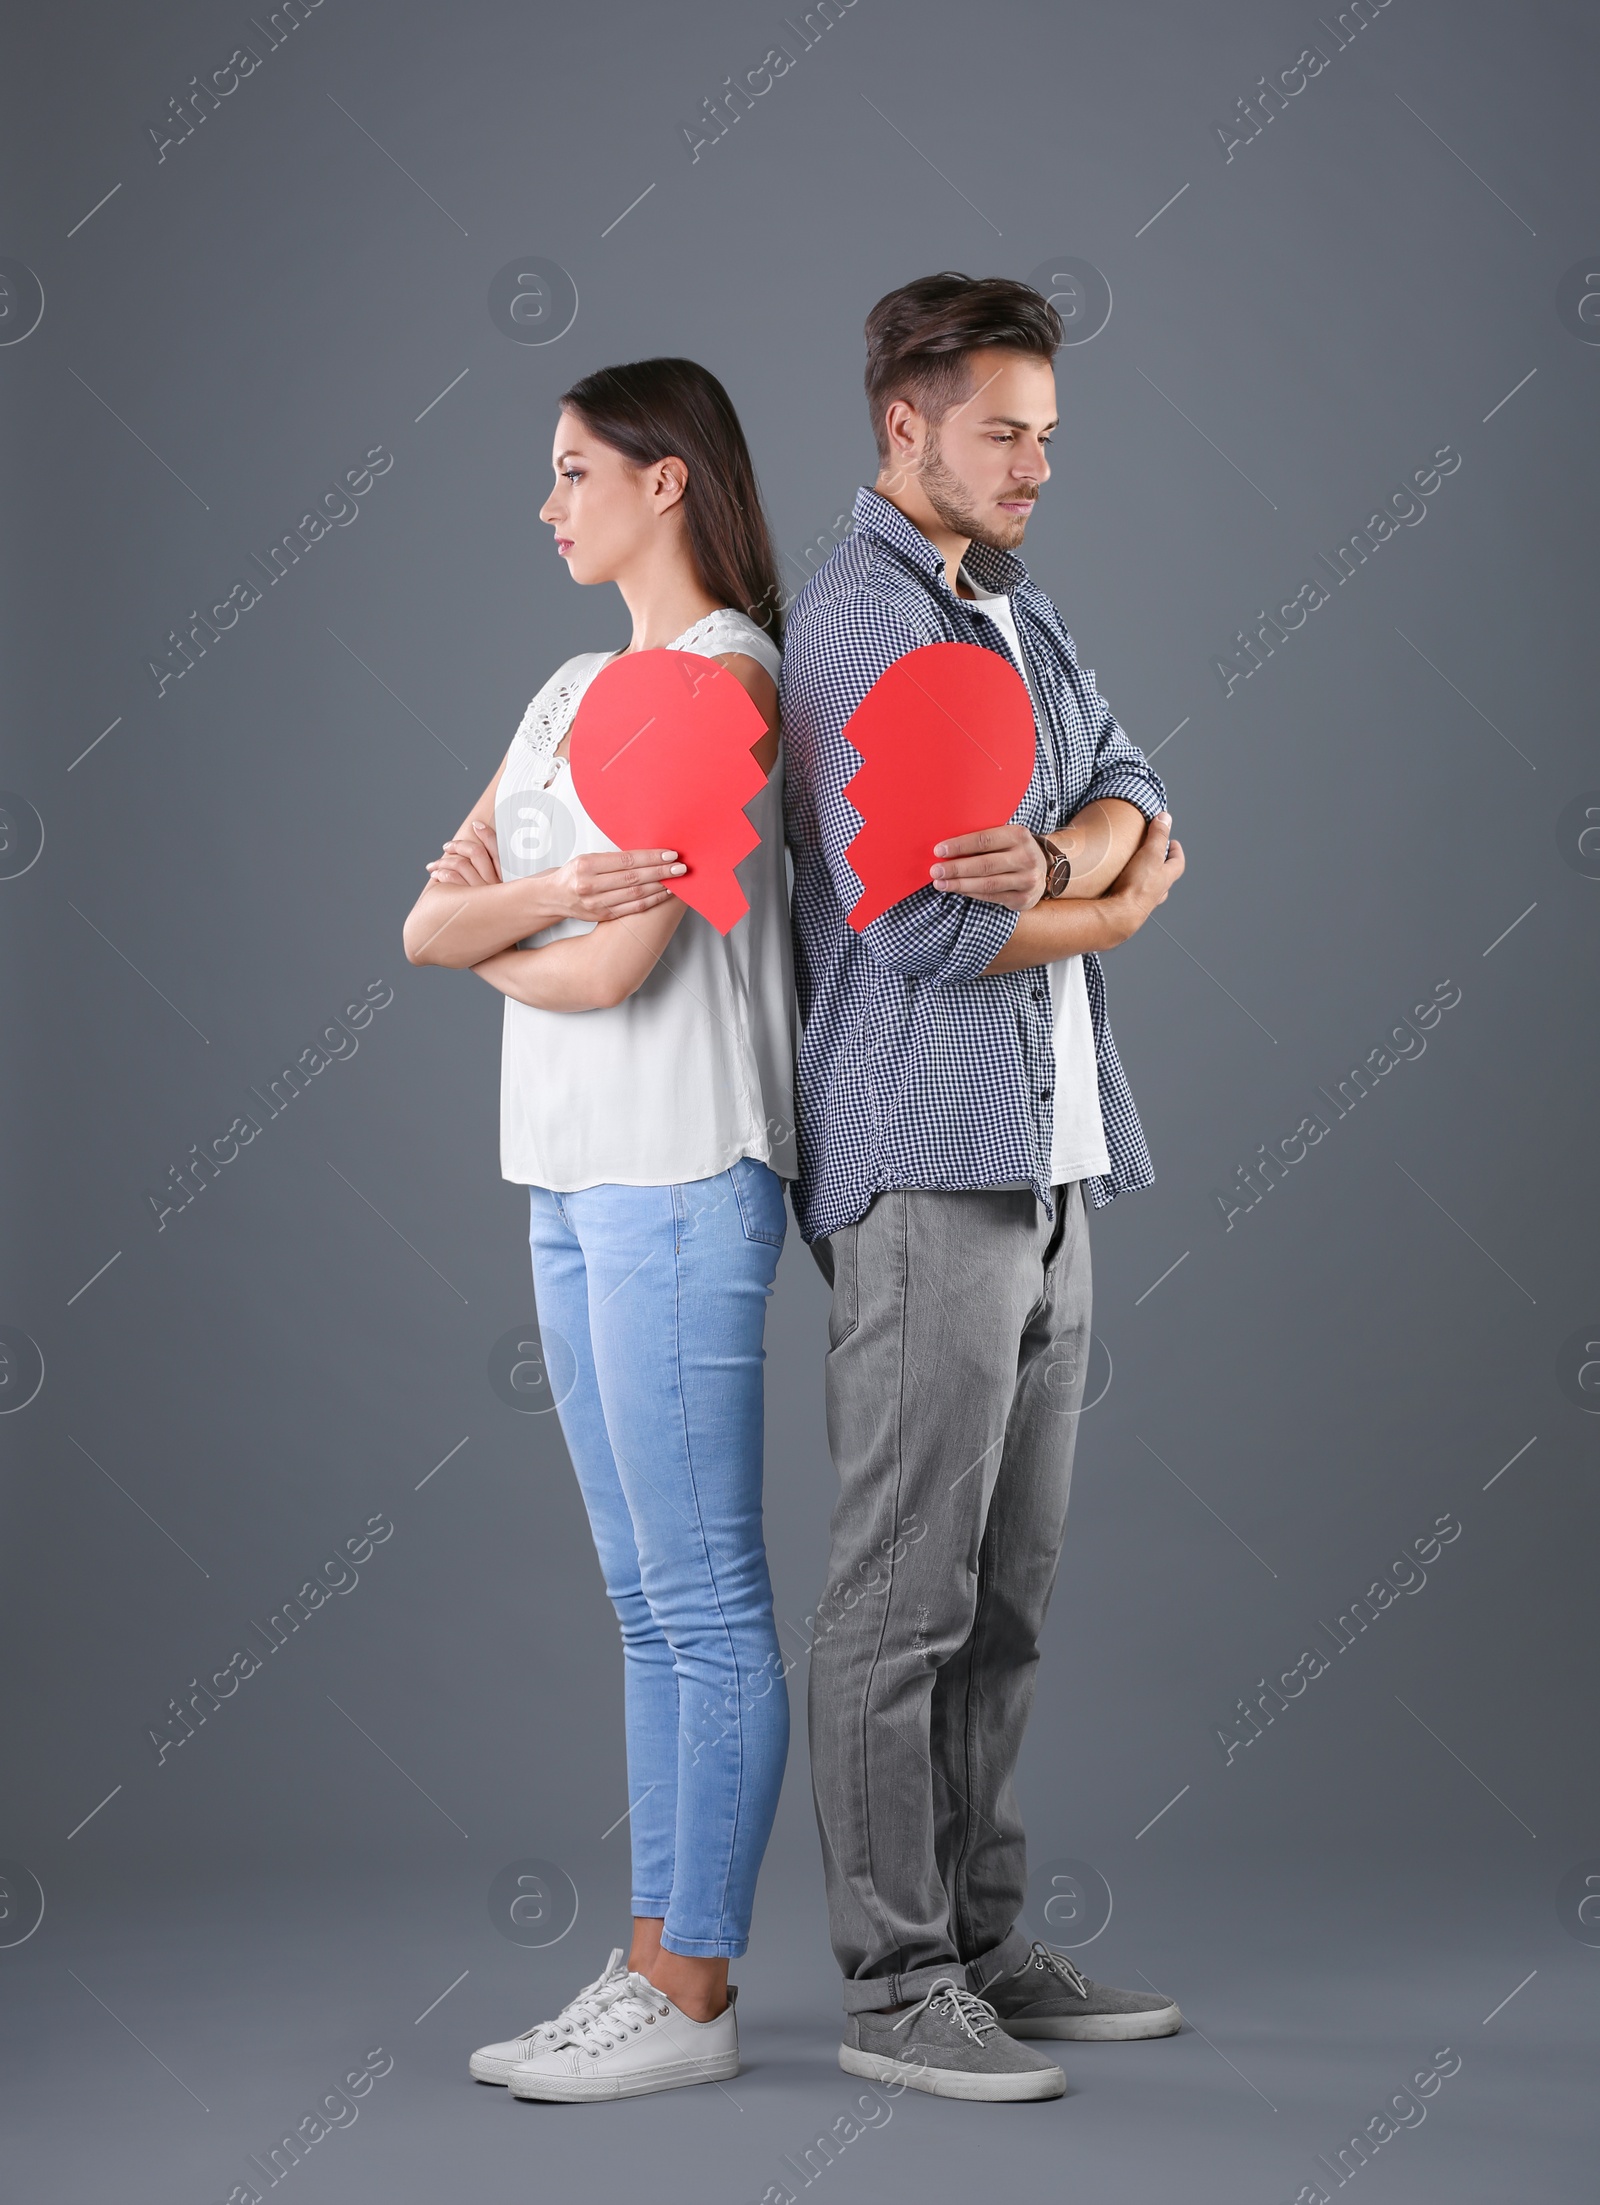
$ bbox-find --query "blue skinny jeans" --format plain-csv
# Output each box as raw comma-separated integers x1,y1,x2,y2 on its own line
527,1159,790,1958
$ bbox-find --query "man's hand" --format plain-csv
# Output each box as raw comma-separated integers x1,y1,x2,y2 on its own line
928,822,1047,912
1103,811,1184,939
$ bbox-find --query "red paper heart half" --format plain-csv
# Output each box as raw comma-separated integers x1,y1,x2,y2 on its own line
840,641,1038,931
566,649,771,935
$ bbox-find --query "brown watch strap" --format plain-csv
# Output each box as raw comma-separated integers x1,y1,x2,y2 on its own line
1031,831,1072,898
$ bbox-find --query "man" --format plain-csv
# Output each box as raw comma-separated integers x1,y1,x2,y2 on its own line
781,272,1188,2102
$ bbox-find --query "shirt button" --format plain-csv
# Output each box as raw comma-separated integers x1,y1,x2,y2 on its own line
1032,986,1046,1003
1039,1088,1052,1101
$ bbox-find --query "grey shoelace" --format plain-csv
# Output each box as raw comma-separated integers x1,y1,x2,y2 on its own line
892,1977,1000,2045
1024,1941,1089,1998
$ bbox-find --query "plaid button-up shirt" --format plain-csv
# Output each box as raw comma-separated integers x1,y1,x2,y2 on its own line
781,486,1167,1244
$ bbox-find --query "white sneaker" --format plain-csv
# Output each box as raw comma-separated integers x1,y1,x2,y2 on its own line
507,1972,740,2102
469,1948,629,2083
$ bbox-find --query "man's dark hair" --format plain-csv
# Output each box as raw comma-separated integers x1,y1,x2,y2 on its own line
863,272,1062,464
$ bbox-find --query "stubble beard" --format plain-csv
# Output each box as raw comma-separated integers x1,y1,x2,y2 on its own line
918,425,1036,551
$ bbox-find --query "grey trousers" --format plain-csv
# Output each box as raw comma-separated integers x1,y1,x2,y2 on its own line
807,1183,1093,2013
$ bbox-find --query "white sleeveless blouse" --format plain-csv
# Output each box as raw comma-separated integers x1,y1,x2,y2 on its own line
496,609,797,1192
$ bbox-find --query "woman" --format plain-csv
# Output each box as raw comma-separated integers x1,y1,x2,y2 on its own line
402,359,794,2102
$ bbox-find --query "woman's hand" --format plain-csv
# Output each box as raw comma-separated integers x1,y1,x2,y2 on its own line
426,817,502,890
425,823,684,920
545,849,688,922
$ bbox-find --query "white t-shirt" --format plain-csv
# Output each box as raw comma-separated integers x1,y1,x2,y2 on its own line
957,571,1111,1187
495,609,796,1192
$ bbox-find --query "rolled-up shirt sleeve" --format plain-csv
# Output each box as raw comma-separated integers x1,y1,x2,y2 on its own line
1077,674,1168,821
782,588,1019,985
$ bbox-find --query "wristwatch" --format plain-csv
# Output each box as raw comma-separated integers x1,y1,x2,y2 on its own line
1030,831,1073,899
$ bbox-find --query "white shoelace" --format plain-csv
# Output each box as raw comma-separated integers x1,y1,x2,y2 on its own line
891,1978,1000,2046
516,1951,628,2049
1022,1941,1089,1998
556,1983,672,2057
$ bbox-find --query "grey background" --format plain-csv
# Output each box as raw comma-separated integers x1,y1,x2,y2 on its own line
2,0,1596,2198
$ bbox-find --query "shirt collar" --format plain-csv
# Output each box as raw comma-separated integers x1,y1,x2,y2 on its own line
851,485,1032,602
960,533,1031,598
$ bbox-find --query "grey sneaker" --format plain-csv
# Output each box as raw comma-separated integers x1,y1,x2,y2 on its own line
985,1941,1182,2041
839,1977,1066,2101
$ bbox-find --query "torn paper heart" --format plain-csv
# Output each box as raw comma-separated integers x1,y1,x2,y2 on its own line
841,642,1037,931
566,649,770,935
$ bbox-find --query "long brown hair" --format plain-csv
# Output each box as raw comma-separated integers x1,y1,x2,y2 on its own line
559,357,784,643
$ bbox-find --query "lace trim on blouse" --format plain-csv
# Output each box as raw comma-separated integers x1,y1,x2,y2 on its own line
510,609,776,789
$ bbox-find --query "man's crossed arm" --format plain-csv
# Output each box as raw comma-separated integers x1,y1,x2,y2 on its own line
926,800,1185,973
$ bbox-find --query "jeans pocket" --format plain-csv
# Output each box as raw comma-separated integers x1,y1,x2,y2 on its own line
825,1224,859,1350
730,1156,786,1247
